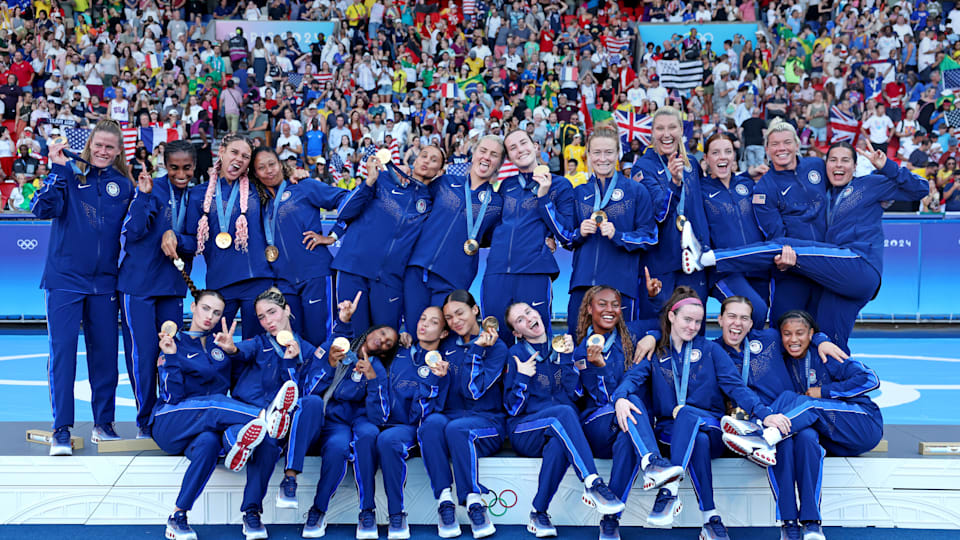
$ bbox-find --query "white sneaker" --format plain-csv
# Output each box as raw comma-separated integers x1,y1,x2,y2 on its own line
680,221,703,274
265,380,298,438
721,415,762,436
722,432,777,467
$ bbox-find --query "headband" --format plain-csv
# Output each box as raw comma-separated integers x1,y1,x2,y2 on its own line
671,297,703,312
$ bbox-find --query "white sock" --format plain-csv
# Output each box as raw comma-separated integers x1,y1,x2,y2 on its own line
701,250,716,267
584,473,599,488
664,479,680,496
763,427,784,446
703,509,720,523
439,487,454,505
466,493,483,508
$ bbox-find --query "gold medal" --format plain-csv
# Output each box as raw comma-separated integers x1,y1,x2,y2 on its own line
463,238,480,256
552,335,572,354
160,320,179,337
215,232,232,249
587,334,605,348
482,316,499,332
533,165,550,177
676,214,687,233
673,405,683,419
265,245,279,262
375,148,393,167
591,210,607,224
332,337,351,352
425,350,442,368
276,330,294,346
727,406,750,421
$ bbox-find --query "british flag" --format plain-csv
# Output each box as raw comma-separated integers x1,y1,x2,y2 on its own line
829,105,860,143
615,110,652,147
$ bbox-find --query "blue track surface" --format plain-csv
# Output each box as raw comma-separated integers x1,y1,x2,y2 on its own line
0,332,957,425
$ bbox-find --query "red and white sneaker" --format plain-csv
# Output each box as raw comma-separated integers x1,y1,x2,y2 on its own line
721,415,762,436
680,221,703,274
722,432,777,468
265,380,298,439
225,418,267,472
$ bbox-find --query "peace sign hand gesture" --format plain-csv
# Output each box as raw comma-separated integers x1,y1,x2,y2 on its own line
857,139,888,172
214,318,239,354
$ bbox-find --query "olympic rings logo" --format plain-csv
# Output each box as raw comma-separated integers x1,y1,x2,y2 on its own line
17,239,38,250
483,489,517,517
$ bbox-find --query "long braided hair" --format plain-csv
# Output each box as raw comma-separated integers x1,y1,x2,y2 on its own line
351,325,400,369
574,285,634,369
196,133,253,253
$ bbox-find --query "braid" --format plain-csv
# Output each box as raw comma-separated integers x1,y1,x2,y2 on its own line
575,287,598,344
180,267,200,299
195,177,218,253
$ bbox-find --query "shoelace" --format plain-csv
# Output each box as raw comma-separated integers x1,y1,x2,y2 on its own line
54,429,71,443
784,522,803,540
531,512,551,527
592,480,617,501
707,516,727,537
467,503,487,526
439,501,457,525
649,455,673,469
171,511,189,530
652,488,674,512
600,515,618,535
281,476,297,496
306,508,323,527
360,510,376,528
390,513,406,528
244,512,263,529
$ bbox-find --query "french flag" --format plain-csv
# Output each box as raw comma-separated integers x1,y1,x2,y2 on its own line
140,127,179,153
440,82,460,99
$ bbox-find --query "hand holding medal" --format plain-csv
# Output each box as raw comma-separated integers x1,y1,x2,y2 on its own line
475,317,499,347
586,334,606,367
551,334,574,355
328,336,351,367
161,320,179,337
276,330,299,359
425,350,449,377
48,136,69,166
668,150,684,186
532,164,552,198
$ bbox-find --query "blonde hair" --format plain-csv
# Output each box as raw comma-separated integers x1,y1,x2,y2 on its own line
651,106,690,168
79,120,132,181
195,133,253,254
764,117,801,149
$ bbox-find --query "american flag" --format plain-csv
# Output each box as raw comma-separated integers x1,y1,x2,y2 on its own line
329,152,345,184
287,72,304,88
463,0,477,16
315,72,334,86
65,127,139,161
497,160,519,183
356,144,380,178
447,162,471,176
943,69,960,91
615,110,652,147
389,138,400,163
605,36,631,56
829,105,860,143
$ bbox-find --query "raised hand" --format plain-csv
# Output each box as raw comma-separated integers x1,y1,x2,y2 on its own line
668,151,684,185
158,332,177,355
213,318,238,353
137,170,153,193
586,343,605,367
515,352,538,377
644,266,662,298
283,338,301,359
475,327,498,347
857,139,888,172
338,290,363,323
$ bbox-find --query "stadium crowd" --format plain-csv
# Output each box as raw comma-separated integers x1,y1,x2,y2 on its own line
7,1,957,540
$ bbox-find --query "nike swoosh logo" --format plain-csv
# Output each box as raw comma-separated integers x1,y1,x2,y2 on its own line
446,349,458,356
187,353,199,359
262,348,273,352
391,189,404,195
506,187,518,192
308,298,323,305
709,192,721,198
781,186,792,197
451,184,463,188
110,296,117,301
659,357,670,363
657,169,665,175
79,184,92,189
388,297,400,303
531,301,545,307
584,194,594,200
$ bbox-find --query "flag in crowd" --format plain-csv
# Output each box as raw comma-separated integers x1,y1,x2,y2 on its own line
139,128,180,153
458,75,486,97
829,105,860,143
65,127,140,161
497,160,519,182
329,152,345,184
388,138,400,163
657,59,704,91
560,66,578,82
615,110,652,147
356,144,379,178
945,110,960,129
440,82,461,99
446,162,471,177
604,36,631,56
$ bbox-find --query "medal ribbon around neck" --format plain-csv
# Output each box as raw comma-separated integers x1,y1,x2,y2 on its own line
264,180,287,250
214,177,241,235
523,339,559,364
464,182,492,247
670,341,692,407
170,184,188,234
593,174,619,213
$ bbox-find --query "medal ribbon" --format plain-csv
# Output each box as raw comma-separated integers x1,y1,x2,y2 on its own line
826,185,850,227
592,174,619,213
214,177,241,234
741,344,751,385
670,341,692,407
464,182,492,245
658,153,686,217
516,172,539,193
523,340,558,364
170,183,188,234
268,332,302,365
264,180,287,248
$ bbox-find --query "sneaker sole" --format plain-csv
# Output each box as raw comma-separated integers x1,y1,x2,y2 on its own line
581,493,625,515
527,523,557,538
388,528,411,540
303,523,327,538
227,420,267,471
722,435,753,458
165,525,198,540
242,525,268,540
267,382,299,438
472,524,496,539
276,494,298,509
356,527,379,540
721,417,759,436
438,524,462,538
647,500,683,527
49,444,72,456
643,468,685,491
747,450,776,468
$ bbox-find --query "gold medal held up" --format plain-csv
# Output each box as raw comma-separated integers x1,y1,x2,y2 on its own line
160,320,179,337
215,232,232,249
482,316,499,332
425,350,442,368
552,335,573,354
375,149,393,168
265,245,279,262
276,330,294,346
675,215,687,233
591,210,607,224
586,334,605,348
533,165,550,177
463,239,479,256
332,337,351,352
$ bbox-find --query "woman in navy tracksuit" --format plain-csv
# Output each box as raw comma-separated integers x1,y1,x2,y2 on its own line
554,127,658,334
707,298,845,540
153,289,276,540
481,130,575,342
632,107,710,319
33,120,135,453
249,147,348,345
503,301,624,538
119,140,198,438
297,321,397,539
403,137,504,331
332,146,446,331
184,133,272,339
609,287,789,540
748,119,828,324
686,142,929,351
699,134,770,329
376,306,449,540
417,290,507,539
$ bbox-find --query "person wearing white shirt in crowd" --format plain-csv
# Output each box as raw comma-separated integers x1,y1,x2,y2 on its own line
627,79,647,108
274,52,293,73
696,5,712,22
356,53,379,93
369,1,385,39
276,121,303,162
108,91,130,124
918,30,938,73
647,74,668,107
328,115,351,152
948,8,960,35
877,28,901,60
861,104,895,155
825,67,846,97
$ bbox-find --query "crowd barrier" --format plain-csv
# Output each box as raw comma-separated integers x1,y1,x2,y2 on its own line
1,217,958,322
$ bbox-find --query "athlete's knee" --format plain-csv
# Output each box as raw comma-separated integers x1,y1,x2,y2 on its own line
418,413,448,439
792,427,820,447
185,432,221,462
